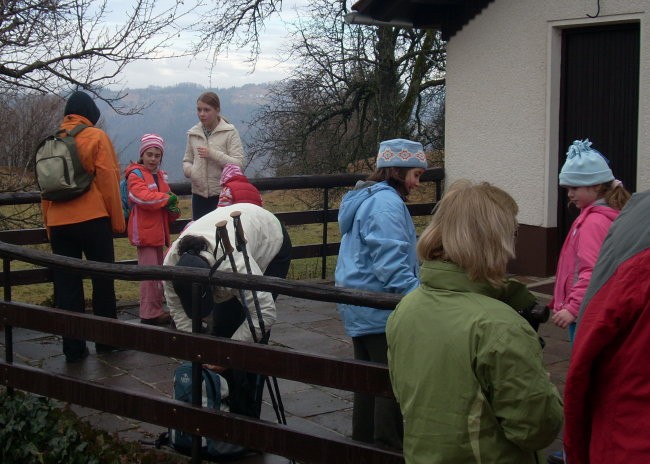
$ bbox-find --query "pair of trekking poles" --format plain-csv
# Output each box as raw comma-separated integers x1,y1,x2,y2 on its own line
208,211,289,433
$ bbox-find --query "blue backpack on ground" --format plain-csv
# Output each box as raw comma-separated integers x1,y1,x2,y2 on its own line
120,168,143,221
167,362,250,460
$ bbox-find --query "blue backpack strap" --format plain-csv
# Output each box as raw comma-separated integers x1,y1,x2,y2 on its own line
122,168,145,220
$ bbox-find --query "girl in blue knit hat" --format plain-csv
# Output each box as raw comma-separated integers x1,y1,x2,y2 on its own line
335,138,427,451
549,140,631,346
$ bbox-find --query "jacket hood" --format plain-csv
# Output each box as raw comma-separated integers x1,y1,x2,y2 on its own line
338,181,395,234
419,260,536,312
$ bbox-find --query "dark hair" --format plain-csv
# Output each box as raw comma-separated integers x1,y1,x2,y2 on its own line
197,92,221,111
177,235,210,256
367,167,411,199
172,235,213,319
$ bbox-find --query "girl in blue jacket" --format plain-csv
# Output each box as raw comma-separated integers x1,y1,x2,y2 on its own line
335,138,427,451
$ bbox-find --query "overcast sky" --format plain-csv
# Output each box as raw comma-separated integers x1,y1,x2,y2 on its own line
111,0,313,90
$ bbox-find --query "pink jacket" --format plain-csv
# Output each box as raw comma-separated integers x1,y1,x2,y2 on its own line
550,203,619,317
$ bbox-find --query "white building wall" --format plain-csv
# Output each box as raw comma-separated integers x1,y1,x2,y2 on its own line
445,0,649,227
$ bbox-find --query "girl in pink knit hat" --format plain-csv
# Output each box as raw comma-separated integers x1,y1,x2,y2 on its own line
125,133,180,325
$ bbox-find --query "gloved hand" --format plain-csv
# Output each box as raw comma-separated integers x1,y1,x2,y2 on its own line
167,192,178,209
166,205,181,216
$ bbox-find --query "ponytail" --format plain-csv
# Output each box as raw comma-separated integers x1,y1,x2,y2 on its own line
599,180,632,211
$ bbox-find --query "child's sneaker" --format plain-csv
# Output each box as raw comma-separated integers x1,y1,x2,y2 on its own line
547,450,565,464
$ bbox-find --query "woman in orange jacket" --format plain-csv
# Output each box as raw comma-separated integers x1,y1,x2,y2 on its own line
125,134,180,325
41,91,125,363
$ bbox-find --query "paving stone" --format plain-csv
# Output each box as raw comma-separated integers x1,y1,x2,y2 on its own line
69,403,102,418
281,413,349,441
269,324,349,357
0,327,56,343
314,385,354,402
82,411,136,434
43,354,127,381
13,337,66,360
276,305,331,324
281,386,352,418
299,318,349,342
308,408,353,437
130,360,180,384
269,377,313,395
93,371,164,396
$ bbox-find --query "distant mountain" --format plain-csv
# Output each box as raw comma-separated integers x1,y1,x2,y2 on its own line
98,83,271,182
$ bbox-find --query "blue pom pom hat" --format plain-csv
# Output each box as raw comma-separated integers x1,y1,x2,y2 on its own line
559,139,614,187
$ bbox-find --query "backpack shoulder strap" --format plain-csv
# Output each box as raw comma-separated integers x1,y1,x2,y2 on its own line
57,124,88,138
68,124,88,137
125,168,144,184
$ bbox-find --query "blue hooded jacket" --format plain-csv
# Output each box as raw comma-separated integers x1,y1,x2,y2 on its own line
335,180,420,337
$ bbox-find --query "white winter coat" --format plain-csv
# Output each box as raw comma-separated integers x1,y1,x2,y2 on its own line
163,203,283,342
182,118,245,198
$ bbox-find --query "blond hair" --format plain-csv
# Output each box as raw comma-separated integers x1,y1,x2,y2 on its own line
417,180,519,287
597,180,632,211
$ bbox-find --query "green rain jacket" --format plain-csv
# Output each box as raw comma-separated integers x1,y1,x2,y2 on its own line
387,260,563,464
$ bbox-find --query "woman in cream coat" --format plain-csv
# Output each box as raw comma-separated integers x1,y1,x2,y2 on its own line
183,91,244,220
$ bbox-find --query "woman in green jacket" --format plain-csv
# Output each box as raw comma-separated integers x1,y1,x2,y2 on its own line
386,180,563,464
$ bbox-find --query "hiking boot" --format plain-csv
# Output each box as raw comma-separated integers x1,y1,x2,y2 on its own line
141,312,171,326
66,346,89,363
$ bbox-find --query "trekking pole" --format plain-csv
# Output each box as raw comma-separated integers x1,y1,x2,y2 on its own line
190,283,203,464
230,211,266,337
216,219,286,426
229,211,289,428
215,220,259,344
214,223,293,459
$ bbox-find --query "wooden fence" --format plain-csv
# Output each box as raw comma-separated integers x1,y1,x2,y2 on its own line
0,170,444,463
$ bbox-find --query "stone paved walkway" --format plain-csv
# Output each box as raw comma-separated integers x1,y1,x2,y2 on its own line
1,277,567,463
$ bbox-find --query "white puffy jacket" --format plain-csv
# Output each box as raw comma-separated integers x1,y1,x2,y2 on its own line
163,203,283,342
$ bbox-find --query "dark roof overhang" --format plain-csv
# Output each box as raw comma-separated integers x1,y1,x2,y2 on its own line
347,0,495,40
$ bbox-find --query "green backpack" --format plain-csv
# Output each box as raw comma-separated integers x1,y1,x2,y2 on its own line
34,124,94,201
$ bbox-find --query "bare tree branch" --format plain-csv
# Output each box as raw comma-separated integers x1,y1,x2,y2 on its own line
0,0,199,114
192,0,283,70
245,0,446,175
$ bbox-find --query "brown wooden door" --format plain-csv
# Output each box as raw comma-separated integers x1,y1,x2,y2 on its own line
558,23,639,241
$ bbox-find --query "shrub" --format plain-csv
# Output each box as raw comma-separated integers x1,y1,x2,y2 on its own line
0,387,187,463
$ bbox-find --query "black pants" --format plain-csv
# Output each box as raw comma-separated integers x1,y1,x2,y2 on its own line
49,217,117,359
352,333,403,451
191,194,219,220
